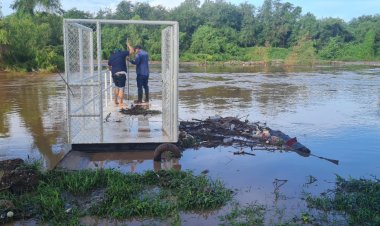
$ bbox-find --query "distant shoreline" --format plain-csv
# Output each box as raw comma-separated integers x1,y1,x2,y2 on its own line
1,60,380,74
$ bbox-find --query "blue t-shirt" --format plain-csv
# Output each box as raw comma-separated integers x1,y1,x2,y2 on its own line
108,50,129,75
130,50,149,76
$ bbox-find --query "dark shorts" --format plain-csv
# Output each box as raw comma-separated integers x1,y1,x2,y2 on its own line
112,73,126,88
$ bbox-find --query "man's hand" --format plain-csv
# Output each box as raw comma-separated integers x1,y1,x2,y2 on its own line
126,40,134,54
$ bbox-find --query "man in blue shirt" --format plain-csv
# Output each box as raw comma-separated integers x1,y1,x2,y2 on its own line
130,45,150,103
108,41,134,108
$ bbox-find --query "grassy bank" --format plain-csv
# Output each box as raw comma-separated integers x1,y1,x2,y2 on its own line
180,46,380,66
1,161,379,225
0,165,232,225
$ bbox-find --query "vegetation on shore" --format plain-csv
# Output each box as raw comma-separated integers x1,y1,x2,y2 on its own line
1,0,380,72
0,164,232,225
305,175,380,225
1,160,379,225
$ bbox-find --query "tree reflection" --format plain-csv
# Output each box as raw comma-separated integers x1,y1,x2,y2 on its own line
0,74,65,169
253,82,309,116
180,85,252,109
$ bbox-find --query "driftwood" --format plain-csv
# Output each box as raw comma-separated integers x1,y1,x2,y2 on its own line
178,116,339,165
120,105,161,116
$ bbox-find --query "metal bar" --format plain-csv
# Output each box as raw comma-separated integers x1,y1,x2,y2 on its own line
90,31,95,114
68,75,97,84
63,21,72,145
173,22,179,142
69,114,101,117
67,22,94,31
69,83,99,87
104,72,108,107
97,21,103,143
170,25,175,141
71,93,101,114
109,71,113,102
64,19,177,26
79,28,84,115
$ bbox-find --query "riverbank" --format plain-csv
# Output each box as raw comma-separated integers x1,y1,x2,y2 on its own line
1,159,379,225
179,59,380,67
1,60,380,74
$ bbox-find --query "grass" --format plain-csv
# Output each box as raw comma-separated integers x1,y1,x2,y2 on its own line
305,175,380,225
219,201,266,226
1,168,232,225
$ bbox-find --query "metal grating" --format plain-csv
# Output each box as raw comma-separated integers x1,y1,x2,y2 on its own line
64,19,178,145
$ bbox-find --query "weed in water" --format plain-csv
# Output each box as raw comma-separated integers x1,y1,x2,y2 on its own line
305,175,380,225
219,201,266,226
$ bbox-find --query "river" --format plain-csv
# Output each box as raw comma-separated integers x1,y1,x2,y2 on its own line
1,65,379,224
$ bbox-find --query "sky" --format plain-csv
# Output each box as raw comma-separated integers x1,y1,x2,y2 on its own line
1,0,380,21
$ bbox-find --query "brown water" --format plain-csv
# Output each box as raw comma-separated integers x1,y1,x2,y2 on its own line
1,65,380,224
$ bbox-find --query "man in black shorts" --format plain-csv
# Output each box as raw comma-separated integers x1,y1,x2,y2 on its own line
108,41,134,109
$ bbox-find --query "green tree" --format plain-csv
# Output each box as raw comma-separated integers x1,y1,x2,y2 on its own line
114,0,133,20
315,18,353,50
272,2,301,47
170,0,202,50
291,12,318,45
190,25,238,55
134,2,168,20
319,37,344,60
11,0,62,15
200,0,242,31
63,8,93,19
238,2,257,47
285,35,316,66
1,15,52,70
257,0,301,47
360,29,375,60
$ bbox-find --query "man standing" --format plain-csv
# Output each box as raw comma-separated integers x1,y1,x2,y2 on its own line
108,41,134,109
130,45,150,103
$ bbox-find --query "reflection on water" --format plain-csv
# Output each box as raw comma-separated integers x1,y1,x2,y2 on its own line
0,73,67,169
1,65,380,224
59,150,181,173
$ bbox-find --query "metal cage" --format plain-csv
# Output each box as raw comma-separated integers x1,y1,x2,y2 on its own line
63,19,179,146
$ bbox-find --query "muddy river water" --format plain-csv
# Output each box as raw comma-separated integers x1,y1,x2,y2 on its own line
1,65,380,224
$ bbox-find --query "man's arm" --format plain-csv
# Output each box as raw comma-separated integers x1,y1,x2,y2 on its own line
130,53,141,65
127,41,134,54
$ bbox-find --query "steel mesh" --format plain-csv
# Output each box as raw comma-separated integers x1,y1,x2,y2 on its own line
64,20,178,144
65,22,101,143
161,26,172,137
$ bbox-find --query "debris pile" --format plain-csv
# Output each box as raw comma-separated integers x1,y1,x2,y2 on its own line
0,159,39,194
178,115,311,155
120,105,161,116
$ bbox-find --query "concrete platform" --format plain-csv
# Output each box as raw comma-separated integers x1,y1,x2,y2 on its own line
72,99,170,145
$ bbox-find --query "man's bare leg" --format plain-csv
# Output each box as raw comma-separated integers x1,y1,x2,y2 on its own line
114,87,119,106
118,88,124,109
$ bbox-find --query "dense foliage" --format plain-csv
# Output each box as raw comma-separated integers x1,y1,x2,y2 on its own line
1,0,380,71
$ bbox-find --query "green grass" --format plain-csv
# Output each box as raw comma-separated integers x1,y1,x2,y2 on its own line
1,169,232,225
219,201,266,226
305,175,380,225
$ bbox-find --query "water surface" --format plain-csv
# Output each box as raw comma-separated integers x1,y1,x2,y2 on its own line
1,65,379,224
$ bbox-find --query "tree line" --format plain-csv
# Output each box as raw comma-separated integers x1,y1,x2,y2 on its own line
0,0,380,72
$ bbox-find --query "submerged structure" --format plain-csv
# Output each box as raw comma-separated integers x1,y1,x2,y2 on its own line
63,19,179,150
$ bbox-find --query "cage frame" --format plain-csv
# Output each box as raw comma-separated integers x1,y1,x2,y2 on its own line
63,19,179,147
